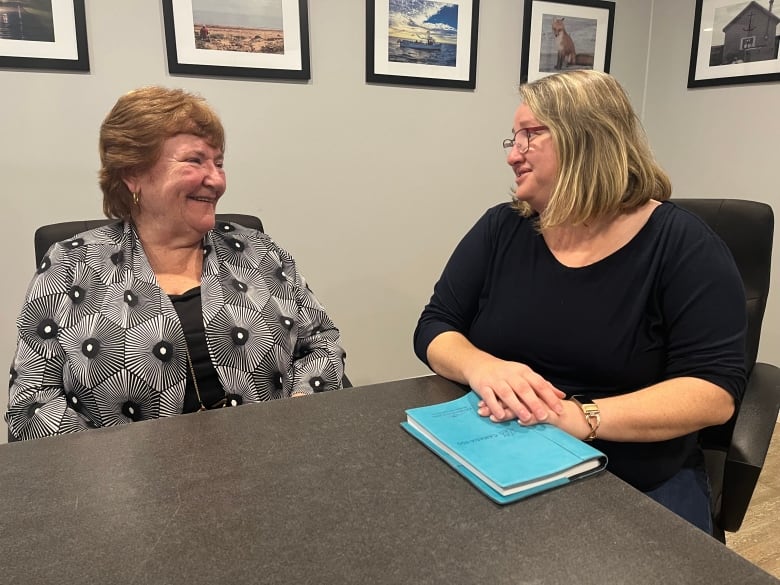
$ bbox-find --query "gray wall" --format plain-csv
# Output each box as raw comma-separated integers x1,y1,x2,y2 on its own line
643,0,780,368
2,0,775,440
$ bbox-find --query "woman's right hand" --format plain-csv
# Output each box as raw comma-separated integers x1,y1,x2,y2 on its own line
466,357,566,423
426,331,565,423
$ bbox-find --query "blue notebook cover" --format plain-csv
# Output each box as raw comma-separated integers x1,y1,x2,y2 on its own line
402,392,607,504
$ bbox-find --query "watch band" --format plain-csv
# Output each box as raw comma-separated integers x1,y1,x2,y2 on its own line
570,395,601,441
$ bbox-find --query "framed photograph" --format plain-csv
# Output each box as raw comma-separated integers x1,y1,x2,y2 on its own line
520,0,614,83
688,0,780,88
162,0,310,80
366,0,480,89
0,0,89,71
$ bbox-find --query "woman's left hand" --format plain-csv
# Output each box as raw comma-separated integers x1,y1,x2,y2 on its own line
478,396,592,440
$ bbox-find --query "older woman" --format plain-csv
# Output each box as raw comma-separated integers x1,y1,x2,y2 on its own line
414,71,746,534
7,86,345,440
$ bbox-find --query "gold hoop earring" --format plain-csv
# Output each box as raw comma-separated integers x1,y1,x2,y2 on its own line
132,191,139,206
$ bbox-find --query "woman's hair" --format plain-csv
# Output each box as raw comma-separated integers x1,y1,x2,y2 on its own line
99,86,225,219
513,70,671,228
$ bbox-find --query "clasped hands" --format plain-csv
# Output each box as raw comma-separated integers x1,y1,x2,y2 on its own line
467,358,591,439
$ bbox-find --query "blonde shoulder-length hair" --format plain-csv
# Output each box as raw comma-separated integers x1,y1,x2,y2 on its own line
513,70,671,229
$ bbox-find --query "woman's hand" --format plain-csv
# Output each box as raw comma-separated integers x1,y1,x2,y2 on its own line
477,392,592,440
429,334,737,442
492,377,737,444
467,358,566,423
425,332,565,424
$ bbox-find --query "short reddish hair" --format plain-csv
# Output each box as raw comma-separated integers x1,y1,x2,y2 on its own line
98,86,225,219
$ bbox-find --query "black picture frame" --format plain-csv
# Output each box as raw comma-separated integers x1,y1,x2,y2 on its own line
162,0,311,80
520,0,614,84
688,0,780,88
366,0,480,89
0,0,89,72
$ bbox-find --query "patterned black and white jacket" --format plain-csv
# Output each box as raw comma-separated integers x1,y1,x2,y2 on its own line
6,220,345,440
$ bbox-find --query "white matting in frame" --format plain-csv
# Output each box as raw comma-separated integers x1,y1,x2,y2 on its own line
163,0,309,79
372,0,474,81
0,0,84,60
688,0,780,87
366,0,480,89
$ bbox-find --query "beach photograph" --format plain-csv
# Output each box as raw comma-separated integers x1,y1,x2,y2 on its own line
387,0,458,67
191,0,284,54
0,0,54,42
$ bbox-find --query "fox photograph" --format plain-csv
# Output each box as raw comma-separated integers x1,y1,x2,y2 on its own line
521,0,614,83
544,14,596,71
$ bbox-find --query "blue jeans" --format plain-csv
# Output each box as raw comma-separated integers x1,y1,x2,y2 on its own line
644,466,713,535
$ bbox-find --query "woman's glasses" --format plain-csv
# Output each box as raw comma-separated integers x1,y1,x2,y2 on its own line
502,126,549,155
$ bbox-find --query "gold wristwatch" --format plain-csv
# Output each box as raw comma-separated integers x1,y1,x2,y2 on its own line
570,395,600,441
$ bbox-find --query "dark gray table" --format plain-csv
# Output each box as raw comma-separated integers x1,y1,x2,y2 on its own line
1,375,777,585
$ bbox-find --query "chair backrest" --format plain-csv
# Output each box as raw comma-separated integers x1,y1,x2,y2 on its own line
673,199,773,375
674,198,777,537
33,214,264,268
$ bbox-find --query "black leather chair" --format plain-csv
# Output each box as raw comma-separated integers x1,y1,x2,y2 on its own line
33,213,264,268
674,198,779,542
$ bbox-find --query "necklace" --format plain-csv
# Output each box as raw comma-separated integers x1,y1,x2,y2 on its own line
183,342,228,411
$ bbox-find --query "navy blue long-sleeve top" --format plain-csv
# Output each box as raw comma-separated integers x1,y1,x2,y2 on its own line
414,201,746,490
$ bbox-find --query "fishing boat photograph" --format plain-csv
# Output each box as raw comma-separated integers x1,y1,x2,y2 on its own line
366,0,480,89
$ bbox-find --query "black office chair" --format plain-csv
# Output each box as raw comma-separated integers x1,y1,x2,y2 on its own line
674,198,780,542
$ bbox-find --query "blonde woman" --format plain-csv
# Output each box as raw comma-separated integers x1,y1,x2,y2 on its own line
414,71,745,534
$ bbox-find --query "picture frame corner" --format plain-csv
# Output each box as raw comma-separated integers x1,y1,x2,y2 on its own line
0,0,90,73
687,0,780,88
160,0,311,81
519,0,615,86
365,0,479,90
